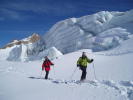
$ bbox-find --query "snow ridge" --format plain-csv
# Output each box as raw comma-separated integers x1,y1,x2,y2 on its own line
43,10,133,53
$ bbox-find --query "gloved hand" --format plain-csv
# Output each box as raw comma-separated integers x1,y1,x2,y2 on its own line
90,59,94,63
77,64,80,67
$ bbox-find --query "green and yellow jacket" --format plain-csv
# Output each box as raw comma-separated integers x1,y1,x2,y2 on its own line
77,56,92,67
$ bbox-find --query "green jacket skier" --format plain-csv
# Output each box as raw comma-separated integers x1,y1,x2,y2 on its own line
77,52,93,81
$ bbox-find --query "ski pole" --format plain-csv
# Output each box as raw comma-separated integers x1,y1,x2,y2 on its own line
70,67,77,80
40,71,43,78
92,62,97,80
86,52,97,80
52,65,56,77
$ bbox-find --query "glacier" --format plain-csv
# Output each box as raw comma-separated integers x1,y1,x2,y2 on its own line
43,10,133,53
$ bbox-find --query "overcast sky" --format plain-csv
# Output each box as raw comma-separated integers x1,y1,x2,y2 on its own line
0,0,133,47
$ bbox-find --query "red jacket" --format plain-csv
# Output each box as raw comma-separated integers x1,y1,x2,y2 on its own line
42,59,54,71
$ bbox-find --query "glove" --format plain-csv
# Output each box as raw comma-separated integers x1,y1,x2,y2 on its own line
77,64,80,67
90,59,94,63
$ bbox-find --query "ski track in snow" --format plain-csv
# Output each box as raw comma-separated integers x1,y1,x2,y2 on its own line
0,61,133,100
0,65,133,100
28,77,133,100
51,79,133,100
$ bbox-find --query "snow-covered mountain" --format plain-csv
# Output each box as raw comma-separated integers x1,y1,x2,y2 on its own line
0,33,44,61
0,33,62,61
2,33,40,49
43,10,133,53
0,10,133,61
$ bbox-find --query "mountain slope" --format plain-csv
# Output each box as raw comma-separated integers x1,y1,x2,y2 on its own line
0,33,63,61
0,33,45,61
2,33,40,49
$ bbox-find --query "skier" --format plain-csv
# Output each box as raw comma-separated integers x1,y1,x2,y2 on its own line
77,52,93,81
42,56,54,79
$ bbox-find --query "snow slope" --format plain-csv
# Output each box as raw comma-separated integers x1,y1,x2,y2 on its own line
0,38,133,100
43,10,133,53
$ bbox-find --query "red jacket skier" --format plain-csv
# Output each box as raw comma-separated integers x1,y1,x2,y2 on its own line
42,56,54,79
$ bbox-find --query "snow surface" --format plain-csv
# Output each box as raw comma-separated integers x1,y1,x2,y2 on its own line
0,38,133,100
43,10,133,53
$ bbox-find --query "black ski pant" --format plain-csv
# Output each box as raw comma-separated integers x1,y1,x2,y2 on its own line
80,66,87,80
45,70,49,79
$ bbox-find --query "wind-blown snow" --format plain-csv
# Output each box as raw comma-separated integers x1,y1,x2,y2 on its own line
43,10,133,53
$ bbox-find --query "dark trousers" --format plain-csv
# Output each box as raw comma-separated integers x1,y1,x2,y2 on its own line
45,71,49,79
80,66,87,80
